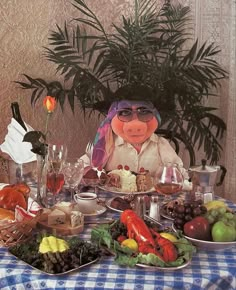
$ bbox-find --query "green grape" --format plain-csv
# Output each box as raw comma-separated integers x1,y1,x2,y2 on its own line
218,207,227,215
224,212,234,220
206,215,215,224
220,217,228,224
210,209,218,218
227,220,236,228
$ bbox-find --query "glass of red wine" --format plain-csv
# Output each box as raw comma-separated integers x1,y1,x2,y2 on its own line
154,162,184,203
45,144,67,207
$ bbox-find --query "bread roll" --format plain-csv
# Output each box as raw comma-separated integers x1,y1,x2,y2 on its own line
4,183,30,197
0,187,27,211
0,208,15,221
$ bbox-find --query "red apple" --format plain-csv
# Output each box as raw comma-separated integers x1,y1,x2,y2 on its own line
183,216,211,241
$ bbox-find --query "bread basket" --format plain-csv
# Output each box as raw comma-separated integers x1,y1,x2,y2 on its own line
0,211,42,247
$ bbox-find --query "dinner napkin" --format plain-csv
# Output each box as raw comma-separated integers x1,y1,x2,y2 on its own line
0,118,37,164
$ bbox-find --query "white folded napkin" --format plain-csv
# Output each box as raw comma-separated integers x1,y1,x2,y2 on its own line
0,118,37,164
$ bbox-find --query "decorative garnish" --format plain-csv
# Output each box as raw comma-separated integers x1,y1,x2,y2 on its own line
139,167,145,172
23,96,57,156
91,219,196,268
124,165,130,171
117,165,123,170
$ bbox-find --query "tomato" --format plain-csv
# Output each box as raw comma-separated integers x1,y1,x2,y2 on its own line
117,235,127,243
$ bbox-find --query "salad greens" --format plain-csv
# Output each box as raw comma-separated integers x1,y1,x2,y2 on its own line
91,221,196,267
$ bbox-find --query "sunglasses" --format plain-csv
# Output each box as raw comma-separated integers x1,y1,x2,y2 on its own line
116,108,154,122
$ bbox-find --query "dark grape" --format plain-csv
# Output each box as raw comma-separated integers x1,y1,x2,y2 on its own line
176,205,185,214
185,215,192,221
172,199,210,231
185,207,192,214
193,207,202,216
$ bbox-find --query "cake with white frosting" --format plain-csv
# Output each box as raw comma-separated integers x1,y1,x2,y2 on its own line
107,166,153,192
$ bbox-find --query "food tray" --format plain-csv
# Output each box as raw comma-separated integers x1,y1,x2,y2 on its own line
9,250,100,275
136,259,191,270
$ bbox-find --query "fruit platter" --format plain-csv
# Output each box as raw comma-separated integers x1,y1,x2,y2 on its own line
8,233,101,275
171,199,236,250
91,209,196,269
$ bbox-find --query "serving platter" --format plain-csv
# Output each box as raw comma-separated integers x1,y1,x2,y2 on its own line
136,259,191,271
8,234,101,275
99,185,155,195
9,250,100,275
172,224,236,251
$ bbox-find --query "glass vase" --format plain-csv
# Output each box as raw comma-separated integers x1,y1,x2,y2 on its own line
36,153,48,207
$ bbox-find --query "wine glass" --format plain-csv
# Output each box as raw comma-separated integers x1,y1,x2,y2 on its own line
45,144,67,207
62,158,84,202
82,147,107,195
154,162,184,204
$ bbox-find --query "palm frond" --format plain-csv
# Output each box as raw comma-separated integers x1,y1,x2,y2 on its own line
15,0,228,164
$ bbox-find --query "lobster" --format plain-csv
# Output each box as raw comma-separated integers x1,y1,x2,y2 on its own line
120,209,178,262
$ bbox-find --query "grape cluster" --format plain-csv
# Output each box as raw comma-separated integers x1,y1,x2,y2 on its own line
205,207,236,227
173,199,207,230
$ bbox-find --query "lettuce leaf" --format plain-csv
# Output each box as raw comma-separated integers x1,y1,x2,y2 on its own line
91,224,196,268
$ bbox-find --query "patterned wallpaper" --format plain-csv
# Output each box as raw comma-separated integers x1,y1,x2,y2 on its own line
0,0,235,201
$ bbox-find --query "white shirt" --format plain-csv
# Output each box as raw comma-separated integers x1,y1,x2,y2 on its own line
104,134,183,177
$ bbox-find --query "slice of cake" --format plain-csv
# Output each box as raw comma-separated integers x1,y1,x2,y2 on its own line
107,166,137,192
48,208,66,226
83,167,107,185
136,169,153,192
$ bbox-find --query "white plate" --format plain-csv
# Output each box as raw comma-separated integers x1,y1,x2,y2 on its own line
106,197,133,213
74,204,107,217
99,185,155,195
0,183,8,190
172,224,236,251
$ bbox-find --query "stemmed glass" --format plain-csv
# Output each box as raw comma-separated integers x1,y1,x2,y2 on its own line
82,147,107,194
62,158,84,202
153,162,184,203
45,144,67,207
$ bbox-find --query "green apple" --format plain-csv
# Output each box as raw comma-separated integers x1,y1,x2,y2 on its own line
211,221,236,242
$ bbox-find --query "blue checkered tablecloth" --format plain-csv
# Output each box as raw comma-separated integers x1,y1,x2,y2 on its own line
0,196,236,290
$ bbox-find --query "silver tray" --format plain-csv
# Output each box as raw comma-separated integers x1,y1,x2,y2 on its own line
8,250,100,275
136,258,191,270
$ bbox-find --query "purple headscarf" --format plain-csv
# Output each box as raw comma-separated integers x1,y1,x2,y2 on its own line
91,100,161,167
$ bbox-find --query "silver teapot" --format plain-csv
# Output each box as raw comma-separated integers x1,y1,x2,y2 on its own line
188,159,227,201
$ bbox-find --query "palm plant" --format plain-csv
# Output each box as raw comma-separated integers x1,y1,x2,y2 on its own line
16,0,227,165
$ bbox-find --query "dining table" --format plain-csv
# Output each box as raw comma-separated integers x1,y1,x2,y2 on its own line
0,189,236,290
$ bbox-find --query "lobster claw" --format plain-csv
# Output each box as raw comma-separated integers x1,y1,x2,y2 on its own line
150,229,178,262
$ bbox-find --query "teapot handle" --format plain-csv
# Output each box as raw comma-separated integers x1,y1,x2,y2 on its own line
216,165,227,186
